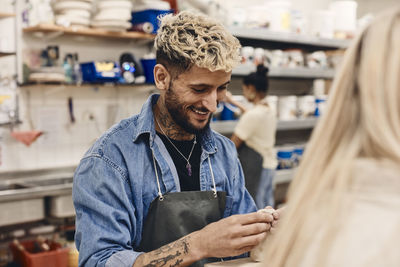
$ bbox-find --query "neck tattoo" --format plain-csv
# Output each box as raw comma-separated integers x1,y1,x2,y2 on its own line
155,117,197,176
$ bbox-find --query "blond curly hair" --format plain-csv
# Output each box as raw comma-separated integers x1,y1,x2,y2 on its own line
155,11,241,77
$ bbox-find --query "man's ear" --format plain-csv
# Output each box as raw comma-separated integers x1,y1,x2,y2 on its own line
154,64,171,91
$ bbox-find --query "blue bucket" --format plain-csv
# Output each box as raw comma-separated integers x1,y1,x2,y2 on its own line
131,9,173,34
220,103,239,120
140,58,156,84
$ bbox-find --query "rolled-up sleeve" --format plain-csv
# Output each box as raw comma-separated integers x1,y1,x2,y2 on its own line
73,155,143,267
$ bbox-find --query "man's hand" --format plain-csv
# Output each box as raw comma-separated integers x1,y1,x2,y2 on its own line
133,212,274,267
262,206,285,234
249,206,285,261
190,211,274,259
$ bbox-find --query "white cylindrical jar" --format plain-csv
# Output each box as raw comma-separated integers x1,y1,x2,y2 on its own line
297,95,315,118
278,96,297,120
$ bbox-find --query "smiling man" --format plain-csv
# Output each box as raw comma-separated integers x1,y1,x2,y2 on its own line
73,11,276,267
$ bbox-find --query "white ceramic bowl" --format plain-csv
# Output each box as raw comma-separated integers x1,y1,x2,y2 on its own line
97,0,133,10
53,1,92,12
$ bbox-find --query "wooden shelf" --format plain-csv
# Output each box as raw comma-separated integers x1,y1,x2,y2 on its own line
19,83,156,88
0,52,16,57
0,12,15,19
23,24,155,41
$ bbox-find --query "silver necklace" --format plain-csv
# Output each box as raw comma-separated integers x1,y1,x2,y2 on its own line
155,117,197,176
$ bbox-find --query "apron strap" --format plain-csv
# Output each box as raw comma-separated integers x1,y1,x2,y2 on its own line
151,150,218,199
152,151,164,201
208,156,218,198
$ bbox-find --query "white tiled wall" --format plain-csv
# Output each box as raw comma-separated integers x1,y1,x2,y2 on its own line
0,84,156,172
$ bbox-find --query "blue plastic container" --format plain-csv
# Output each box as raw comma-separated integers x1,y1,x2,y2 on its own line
314,98,327,116
140,58,156,83
220,103,239,121
131,9,173,34
292,147,305,167
80,62,121,83
293,147,304,157
277,150,293,169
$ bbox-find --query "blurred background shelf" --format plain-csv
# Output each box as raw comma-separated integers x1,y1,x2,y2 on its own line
0,121,22,128
0,12,15,18
277,117,318,130
274,168,296,186
230,26,350,49
23,24,155,41
0,52,16,57
19,83,156,90
211,117,318,134
232,65,335,79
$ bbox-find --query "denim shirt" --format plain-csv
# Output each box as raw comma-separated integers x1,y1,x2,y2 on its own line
73,94,257,267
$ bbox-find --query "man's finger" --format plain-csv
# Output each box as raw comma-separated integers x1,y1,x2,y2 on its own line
234,232,267,249
238,222,271,237
232,212,274,225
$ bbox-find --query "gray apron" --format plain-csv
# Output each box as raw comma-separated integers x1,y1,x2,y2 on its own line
138,155,226,267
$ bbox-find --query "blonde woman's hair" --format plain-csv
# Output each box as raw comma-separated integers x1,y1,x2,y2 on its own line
261,7,400,266
154,11,241,77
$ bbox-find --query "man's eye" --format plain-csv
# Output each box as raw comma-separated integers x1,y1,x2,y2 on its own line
218,87,227,91
192,88,205,93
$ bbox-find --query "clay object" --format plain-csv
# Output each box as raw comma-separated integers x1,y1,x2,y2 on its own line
250,208,275,262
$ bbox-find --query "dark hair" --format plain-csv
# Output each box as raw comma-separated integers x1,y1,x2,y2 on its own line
243,64,269,94
156,49,191,79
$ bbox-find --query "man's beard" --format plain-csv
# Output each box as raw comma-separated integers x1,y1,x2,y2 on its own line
164,83,212,135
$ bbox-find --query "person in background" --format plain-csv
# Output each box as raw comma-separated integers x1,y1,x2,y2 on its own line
73,11,280,267
224,65,277,209
258,7,400,267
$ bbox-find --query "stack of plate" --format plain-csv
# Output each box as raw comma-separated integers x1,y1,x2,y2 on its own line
91,0,133,32
53,0,93,28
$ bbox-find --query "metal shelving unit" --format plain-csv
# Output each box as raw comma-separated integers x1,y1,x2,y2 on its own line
277,117,318,130
210,120,237,134
230,26,350,49
211,117,318,134
232,65,335,79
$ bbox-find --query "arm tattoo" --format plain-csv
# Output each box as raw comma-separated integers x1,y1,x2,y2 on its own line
143,237,191,267
170,259,184,267
144,251,181,267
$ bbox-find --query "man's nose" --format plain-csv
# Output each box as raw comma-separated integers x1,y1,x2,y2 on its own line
202,90,218,113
